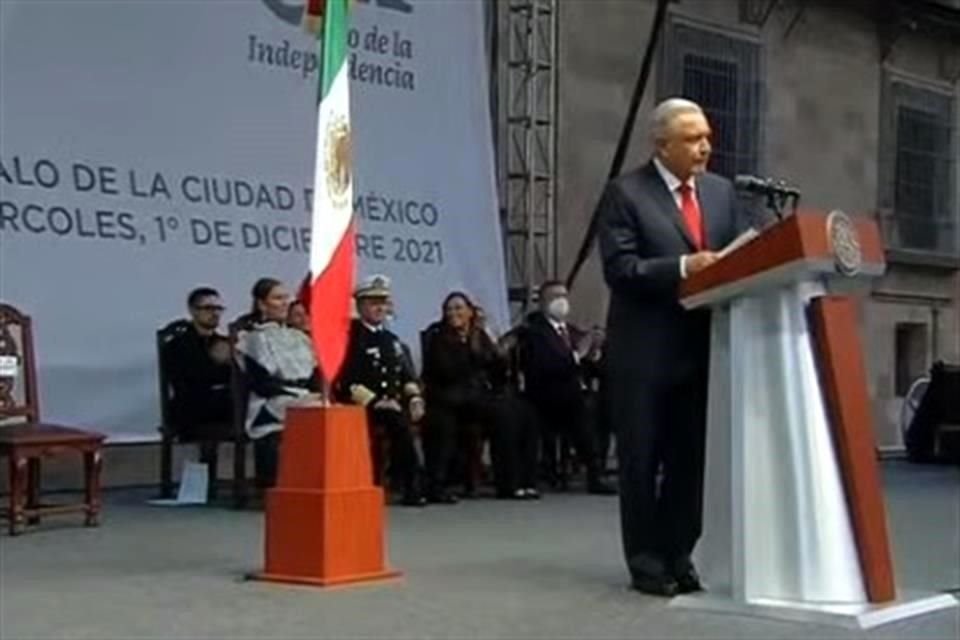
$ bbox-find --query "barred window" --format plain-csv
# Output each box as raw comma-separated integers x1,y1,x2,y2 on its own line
880,76,957,256
658,20,762,179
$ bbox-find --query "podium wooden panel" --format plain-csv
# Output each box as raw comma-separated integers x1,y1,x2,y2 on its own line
252,403,401,588
809,296,895,603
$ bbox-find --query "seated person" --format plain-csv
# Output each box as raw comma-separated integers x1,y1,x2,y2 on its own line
519,280,615,495
165,287,232,437
581,326,613,473
421,292,531,500
333,275,426,507
236,277,322,488
287,300,310,335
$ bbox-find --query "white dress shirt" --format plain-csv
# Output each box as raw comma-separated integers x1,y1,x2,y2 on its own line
653,157,699,279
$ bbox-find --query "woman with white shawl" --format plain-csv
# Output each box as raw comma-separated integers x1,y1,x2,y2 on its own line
235,277,321,488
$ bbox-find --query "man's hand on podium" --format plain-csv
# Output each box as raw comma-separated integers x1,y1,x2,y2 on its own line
685,251,720,275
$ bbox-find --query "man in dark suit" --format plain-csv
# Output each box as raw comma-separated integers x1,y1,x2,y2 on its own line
521,280,615,495
597,98,741,596
165,287,232,434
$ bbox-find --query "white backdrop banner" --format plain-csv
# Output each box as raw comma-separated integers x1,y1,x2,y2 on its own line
0,0,508,441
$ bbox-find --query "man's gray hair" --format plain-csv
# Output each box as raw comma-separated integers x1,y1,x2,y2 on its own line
649,98,704,142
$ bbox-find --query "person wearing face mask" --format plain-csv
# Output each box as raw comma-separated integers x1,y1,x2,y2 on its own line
519,280,616,496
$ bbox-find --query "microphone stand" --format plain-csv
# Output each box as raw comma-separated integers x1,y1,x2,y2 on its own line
764,186,800,220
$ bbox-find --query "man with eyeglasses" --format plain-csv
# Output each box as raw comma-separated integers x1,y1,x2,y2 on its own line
166,287,233,437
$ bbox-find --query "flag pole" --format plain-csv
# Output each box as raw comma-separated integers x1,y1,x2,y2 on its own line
311,0,329,405
253,0,400,590
304,0,356,392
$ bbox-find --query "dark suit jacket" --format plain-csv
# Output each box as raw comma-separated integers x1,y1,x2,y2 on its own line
520,311,585,401
421,322,505,405
334,320,418,406
164,323,232,428
597,161,741,383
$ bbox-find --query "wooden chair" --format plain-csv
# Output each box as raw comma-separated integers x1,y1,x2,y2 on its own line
0,303,105,535
156,320,248,507
227,322,251,507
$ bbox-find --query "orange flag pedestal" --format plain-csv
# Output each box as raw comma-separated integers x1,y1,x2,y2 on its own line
251,403,402,588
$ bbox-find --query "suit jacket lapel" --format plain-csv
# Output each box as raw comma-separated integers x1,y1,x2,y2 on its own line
545,322,567,357
538,318,574,362
642,162,696,250
698,180,714,251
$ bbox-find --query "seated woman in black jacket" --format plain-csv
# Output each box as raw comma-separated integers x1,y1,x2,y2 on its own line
421,292,532,500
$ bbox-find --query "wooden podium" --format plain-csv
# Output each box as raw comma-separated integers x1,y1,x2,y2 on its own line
669,211,957,627
251,403,401,588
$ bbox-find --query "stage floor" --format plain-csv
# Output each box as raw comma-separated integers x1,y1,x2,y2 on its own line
2,461,957,640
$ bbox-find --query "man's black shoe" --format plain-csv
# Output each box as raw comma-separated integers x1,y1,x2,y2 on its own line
674,567,703,594
427,491,459,505
400,493,427,507
630,573,679,597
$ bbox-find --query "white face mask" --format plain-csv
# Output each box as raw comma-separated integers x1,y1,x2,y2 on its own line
547,297,570,321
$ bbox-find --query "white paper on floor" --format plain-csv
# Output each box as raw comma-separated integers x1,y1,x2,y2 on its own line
147,461,209,506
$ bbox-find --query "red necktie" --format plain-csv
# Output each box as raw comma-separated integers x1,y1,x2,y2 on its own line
679,184,704,250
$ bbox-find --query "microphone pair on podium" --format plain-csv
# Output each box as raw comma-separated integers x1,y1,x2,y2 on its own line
734,175,800,198
734,174,801,219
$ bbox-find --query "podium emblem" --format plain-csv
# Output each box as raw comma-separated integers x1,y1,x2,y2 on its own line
826,210,862,276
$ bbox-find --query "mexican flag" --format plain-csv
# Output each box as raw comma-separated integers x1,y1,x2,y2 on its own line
307,0,354,383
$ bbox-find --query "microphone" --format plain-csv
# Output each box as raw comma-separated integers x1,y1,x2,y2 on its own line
734,175,801,198
734,175,800,220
